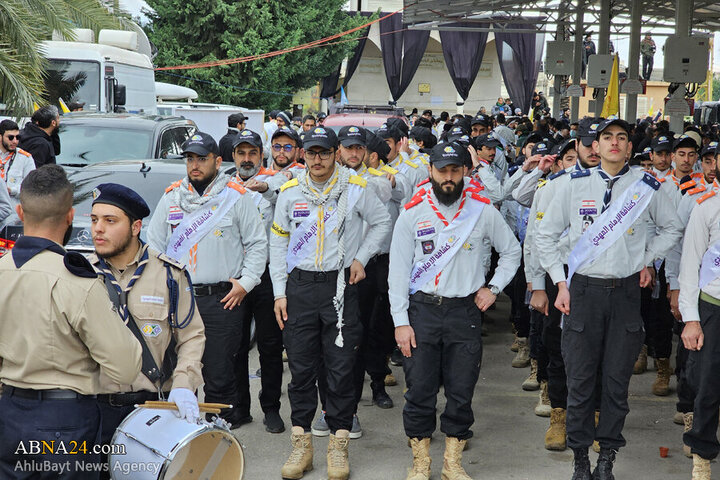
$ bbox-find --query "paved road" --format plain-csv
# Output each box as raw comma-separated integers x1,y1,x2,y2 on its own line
232,295,695,479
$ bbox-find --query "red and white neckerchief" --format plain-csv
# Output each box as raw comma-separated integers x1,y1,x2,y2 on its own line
426,188,469,288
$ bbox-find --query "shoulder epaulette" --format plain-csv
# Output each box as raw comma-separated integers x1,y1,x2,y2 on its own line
570,169,591,179
404,188,426,210
470,192,491,204
679,179,697,191
417,178,430,187
641,172,661,191
477,158,490,167
165,179,182,193
16,148,31,157
549,169,567,181
157,252,186,271
687,184,707,196
349,175,367,188
657,177,667,183
258,167,278,176
381,165,399,175
697,191,716,204
469,178,484,190
280,178,299,192
64,252,98,278
403,158,419,169
226,179,247,194
537,179,548,189
367,167,384,176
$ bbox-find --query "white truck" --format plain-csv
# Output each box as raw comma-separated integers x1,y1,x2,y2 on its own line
42,28,156,114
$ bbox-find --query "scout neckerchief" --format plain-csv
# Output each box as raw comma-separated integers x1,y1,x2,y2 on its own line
97,242,150,324
409,187,485,294
566,171,660,285
0,150,16,181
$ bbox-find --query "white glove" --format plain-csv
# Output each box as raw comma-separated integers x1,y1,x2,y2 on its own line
168,388,200,424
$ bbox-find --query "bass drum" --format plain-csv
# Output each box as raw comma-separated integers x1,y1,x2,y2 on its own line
110,407,244,480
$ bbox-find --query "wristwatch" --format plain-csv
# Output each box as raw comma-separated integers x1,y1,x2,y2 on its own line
488,284,501,296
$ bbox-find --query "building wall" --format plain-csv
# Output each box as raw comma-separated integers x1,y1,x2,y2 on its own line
344,23,503,114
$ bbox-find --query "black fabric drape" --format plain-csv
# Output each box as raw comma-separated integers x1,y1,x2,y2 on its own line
439,22,489,101
493,23,545,114
320,12,372,99
379,12,430,103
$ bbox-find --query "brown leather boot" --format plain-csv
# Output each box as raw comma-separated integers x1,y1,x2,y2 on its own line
652,358,671,396
633,344,648,374
281,426,313,479
327,429,350,480
406,437,431,480
545,408,567,451
441,437,472,480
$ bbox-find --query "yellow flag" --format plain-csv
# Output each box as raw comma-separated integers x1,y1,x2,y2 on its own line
648,100,654,117
601,54,619,118
32,102,40,111
58,98,70,114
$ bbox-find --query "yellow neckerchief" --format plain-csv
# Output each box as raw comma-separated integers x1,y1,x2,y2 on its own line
304,167,340,269
356,163,368,177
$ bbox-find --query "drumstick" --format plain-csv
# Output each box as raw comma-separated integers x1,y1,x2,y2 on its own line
144,400,232,409
136,403,221,414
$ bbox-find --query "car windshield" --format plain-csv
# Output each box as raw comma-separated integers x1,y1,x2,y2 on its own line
56,124,153,166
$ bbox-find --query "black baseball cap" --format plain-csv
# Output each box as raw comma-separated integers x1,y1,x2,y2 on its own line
650,134,672,153
471,114,491,127
523,132,544,148
700,141,719,157
673,134,698,151
181,132,219,156
271,126,302,147
303,126,338,150
338,126,367,147
551,138,576,158
92,183,150,220
578,117,602,146
532,141,552,156
365,131,391,161
476,133,502,149
410,126,434,147
232,129,263,149
595,117,631,138
387,117,409,138
447,126,469,143
376,123,402,141
430,142,469,168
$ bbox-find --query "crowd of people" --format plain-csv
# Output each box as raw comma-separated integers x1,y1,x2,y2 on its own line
0,100,719,480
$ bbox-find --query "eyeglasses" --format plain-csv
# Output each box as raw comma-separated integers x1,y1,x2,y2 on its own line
183,155,211,164
272,143,296,153
4,135,18,141
304,150,333,160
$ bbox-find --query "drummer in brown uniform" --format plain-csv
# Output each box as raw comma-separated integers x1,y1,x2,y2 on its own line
88,183,205,471
0,165,142,479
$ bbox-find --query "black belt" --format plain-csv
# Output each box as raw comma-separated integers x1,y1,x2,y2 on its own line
4,386,95,400
411,292,474,306
572,272,640,289
193,281,233,296
290,268,340,283
97,390,167,407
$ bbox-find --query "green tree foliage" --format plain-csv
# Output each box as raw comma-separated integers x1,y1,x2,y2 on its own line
144,0,368,111
0,0,126,115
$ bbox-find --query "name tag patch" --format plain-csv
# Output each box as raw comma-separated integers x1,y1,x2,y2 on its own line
168,206,183,221
140,295,165,305
422,240,435,254
293,202,310,218
141,323,162,337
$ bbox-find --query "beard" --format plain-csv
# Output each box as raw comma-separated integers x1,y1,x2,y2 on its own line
237,162,260,179
62,223,74,246
2,138,13,152
273,153,292,168
95,228,134,260
431,177,464,206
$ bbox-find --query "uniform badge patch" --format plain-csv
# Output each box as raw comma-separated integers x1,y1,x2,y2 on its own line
416,220,435,237
581,215,594,233
168,206,183,221
141,323,162,337
293,202,310,218
579,200,597,216
422,240,435,254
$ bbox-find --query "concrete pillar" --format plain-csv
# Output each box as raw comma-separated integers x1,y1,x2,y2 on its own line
625,0,642,122
571,0,585,123
669,0,693,133
595,0,611,117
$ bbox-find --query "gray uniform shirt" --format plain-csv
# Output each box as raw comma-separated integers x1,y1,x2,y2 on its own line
536,167,683,285
388,188,521,327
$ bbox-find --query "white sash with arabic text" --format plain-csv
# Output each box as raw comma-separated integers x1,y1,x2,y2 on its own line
699,241,720,289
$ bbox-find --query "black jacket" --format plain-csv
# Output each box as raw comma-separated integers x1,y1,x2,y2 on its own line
218,129,237,164
18,123,56,168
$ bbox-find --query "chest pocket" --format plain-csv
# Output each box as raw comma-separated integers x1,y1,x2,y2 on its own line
130,295,168,322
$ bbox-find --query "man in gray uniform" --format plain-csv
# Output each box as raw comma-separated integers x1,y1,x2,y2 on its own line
270,126,391,480
536,118,682,480
148,132,267,429
0,165,141,479
389,141,521,480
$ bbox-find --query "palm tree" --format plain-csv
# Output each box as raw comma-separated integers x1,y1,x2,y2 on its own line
0,0,128,116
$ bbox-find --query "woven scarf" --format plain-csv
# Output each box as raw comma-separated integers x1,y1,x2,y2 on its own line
172,173,231,213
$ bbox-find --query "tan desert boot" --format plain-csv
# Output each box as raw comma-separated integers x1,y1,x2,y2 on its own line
441,437,472,480
692,453,711,480
683,413,694,458
406,437,431,480
652,358,672,396
633,344,648,374
281,426,313,479
545,408,567,451
327,429,350,480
